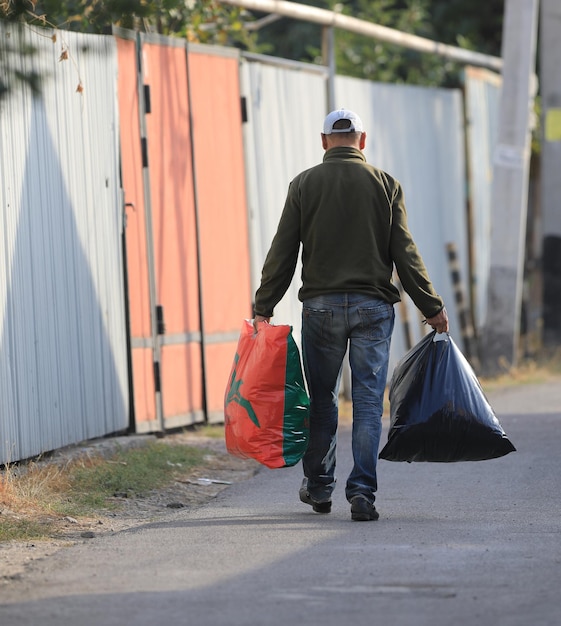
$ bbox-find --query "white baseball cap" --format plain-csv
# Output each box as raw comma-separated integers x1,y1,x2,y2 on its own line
322,108,364,134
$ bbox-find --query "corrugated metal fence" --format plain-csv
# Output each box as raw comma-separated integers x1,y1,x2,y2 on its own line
0,25,128,463
0,23,501,463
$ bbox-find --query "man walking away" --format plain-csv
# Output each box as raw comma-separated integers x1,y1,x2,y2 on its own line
253,109,449,521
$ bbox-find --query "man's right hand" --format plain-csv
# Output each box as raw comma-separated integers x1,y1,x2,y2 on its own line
253,315,270,333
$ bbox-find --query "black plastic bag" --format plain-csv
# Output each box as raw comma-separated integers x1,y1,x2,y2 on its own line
379,331,516,462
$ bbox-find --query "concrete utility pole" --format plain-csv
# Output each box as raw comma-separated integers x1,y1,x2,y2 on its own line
540,0,561,347
481,0,539,373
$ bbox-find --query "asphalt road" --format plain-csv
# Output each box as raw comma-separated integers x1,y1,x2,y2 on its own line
1,382,560,626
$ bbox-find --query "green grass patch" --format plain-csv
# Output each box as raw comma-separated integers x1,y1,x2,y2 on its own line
58,442,209,515
0,517,57,542
189,424,225,439
1,440,213,541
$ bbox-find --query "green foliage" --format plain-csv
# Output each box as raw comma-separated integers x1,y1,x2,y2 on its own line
1,0,505,89
0,1,262,100
430,0,503,56
1,0,261,48
253,0,504,87
248,0,327,63
336,0,456,85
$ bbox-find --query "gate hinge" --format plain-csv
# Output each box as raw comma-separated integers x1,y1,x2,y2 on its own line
153,361,161,393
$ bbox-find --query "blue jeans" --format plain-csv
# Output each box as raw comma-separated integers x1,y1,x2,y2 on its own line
301,293,395,503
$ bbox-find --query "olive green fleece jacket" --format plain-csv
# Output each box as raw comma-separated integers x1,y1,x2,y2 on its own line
254,146,444,319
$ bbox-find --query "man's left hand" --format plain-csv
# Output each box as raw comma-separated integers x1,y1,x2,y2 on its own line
425,307,449,334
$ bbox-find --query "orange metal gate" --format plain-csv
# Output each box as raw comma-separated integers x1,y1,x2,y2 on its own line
115,31,251,431
188,45,252,422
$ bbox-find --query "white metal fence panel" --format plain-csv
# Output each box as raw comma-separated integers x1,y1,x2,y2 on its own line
464,67,502,331
240,56,327,343
0,25,128,463
334,76,468,368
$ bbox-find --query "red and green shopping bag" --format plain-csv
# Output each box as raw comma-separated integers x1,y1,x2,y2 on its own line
224,320,310,469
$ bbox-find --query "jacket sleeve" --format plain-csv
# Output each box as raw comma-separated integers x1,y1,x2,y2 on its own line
253,182,301,318
389,182,444,318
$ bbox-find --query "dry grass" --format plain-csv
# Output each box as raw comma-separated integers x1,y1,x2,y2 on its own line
0,462,68,540
0,440,209,542
2,462,68,511
0,455,108,541
478,352,561,391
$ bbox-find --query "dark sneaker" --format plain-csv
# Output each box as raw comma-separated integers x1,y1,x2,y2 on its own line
350,495,379,521
299,486,332,514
